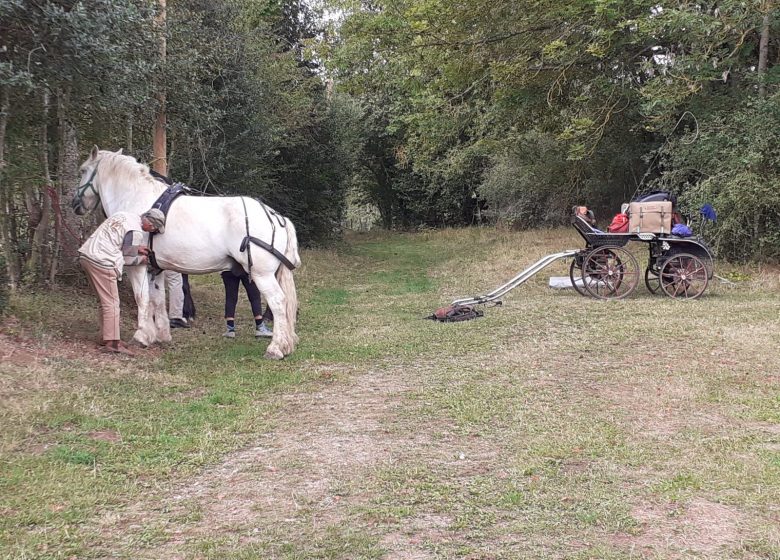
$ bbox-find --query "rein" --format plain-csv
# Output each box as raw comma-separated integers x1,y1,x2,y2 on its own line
47,186,83,256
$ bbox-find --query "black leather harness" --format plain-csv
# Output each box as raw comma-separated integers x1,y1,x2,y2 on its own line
147,183,187,274
145,179,296,275
238,196,297,273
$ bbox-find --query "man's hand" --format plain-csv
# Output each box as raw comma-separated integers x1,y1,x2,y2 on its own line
138,246,149,256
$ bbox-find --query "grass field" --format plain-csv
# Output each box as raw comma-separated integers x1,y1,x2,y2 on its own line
1,227,779,559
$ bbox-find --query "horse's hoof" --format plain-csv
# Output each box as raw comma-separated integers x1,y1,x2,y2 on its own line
132,331,151,348
264,345,285,360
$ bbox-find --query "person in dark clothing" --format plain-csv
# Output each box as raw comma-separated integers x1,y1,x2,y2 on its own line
221,270,273,339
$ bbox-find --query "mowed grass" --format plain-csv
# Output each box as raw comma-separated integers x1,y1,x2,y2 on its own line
1,227,779,559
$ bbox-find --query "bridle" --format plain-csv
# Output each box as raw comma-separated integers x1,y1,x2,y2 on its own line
73,164,100,212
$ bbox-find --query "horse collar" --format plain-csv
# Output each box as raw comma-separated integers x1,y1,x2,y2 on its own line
152,183,188,216
145,184,188,275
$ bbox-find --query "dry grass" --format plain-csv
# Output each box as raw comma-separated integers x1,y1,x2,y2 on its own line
1,227,779,559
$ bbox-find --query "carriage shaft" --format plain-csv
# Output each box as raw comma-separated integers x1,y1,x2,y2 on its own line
451,250,578,307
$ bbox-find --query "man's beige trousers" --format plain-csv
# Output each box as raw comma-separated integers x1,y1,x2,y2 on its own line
81,259,121,342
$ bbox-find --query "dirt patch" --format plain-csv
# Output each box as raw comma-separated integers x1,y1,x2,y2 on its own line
611,498,748,557
97,365,500,558
0,329,140,369
0,324,163,417
381,513,453,559
603,380,730,439
88,430,122,443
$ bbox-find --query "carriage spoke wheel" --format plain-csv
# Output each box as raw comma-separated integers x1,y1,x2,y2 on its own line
569,257,588,296
581,246,639,299
644,268,662,294
659,253,708,299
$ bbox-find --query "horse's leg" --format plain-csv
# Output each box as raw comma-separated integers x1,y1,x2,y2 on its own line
182,274,196,322
150,273,172,343
252,271,293,359
126,266,156,347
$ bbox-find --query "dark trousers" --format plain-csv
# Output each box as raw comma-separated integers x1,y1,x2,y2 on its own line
221,271,271,321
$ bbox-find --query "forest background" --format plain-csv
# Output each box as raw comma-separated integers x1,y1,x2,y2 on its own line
1,0,778,299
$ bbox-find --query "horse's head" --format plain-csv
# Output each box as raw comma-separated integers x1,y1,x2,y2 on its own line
72,145,103,215
72,146,128,215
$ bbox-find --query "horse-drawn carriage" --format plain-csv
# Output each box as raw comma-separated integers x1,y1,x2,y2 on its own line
568,214,714,300
437,197,715,318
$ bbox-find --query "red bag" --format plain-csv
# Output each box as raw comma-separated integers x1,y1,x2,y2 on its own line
608,213,629,233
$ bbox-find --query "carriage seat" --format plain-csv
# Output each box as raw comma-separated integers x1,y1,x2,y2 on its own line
572,214,644,249
572,214,606,235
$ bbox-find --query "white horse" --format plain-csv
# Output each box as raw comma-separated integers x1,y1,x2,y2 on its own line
72,146,301,359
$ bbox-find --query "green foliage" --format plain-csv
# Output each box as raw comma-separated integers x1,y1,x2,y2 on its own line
1,0,778,262
325,0,779,260
651,97,780,261
159,0,351,245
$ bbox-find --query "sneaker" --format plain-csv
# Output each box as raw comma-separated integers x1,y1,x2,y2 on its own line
170,318,190,329
255,323,273,338
223,329,236,339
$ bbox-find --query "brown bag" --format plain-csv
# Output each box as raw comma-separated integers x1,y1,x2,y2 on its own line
627,201,672,234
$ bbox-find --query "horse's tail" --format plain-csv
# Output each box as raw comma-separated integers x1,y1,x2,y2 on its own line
277,220,300,343
182,274,196,321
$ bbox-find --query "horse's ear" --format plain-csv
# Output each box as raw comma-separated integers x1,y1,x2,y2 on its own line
90,145,99,160
116,148,123,155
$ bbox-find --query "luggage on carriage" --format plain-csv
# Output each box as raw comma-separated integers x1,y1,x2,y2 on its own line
627,201,673,234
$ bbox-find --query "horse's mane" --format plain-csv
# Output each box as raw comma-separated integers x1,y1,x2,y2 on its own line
97,150,161,191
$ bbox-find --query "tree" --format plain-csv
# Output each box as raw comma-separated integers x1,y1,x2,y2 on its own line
324,0,778,259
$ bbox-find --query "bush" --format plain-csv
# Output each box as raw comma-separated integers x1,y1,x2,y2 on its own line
651,98,780,262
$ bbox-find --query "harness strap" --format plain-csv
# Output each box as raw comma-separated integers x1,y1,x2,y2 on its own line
147,233,163,276
238,197,297,273
257,199,277,247
74,164,101,212
240,236,297,271
241,197,254,277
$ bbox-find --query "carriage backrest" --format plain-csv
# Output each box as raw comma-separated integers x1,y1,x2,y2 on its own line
572,214,600,242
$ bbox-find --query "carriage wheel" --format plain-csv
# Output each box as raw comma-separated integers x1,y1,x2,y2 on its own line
659,253,709,299
644,268,662,294
568,258,588,296
581,246,639,299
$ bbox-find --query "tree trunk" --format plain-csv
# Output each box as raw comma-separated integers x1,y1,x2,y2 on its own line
758,2,772,98
187,141,194,184
152,0,167,175
27,89,53,283
0,85,21,290
366,158,394,229
52,87,81,284
126,113,133,154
